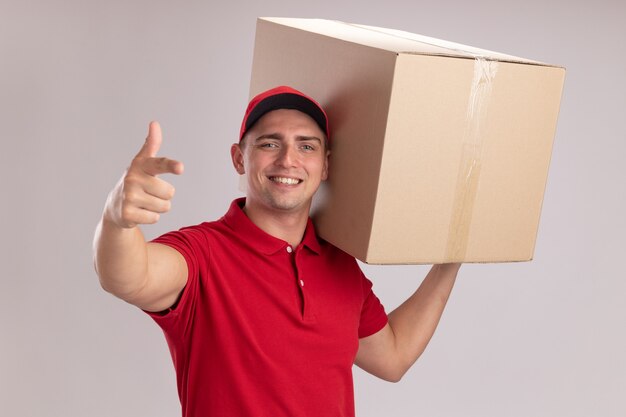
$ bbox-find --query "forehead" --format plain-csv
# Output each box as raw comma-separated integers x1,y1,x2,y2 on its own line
247,109,325,137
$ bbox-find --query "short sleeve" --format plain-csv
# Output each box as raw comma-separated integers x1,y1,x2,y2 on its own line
144,225,209,336
357,273,388,339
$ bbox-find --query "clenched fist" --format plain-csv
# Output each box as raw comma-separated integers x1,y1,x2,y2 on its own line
104,121,184,229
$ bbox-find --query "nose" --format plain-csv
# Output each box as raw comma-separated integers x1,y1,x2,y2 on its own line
275,143,299,168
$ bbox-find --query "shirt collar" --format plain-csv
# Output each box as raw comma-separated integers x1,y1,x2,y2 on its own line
223,198,321,256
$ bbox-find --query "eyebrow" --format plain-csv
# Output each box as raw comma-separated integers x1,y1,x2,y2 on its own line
253,133,323,144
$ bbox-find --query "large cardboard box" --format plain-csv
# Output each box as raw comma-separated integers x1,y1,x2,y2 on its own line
249,18,565,264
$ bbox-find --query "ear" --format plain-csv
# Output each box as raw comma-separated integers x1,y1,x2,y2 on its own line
230,143,246,175
321,149,330,181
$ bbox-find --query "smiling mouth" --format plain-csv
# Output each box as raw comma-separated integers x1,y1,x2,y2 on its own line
269,176,302,185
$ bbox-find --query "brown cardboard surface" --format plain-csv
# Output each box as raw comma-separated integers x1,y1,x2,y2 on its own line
249,18,565,264
260,18,550,65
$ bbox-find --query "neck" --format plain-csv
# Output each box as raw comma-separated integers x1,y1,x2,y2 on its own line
242,201,310,248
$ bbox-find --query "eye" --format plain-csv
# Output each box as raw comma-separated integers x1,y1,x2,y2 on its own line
257,142,279,149
300,143,316,151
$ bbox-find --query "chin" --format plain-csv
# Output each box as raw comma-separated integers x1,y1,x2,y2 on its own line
270,201,304,212
266,195,309,212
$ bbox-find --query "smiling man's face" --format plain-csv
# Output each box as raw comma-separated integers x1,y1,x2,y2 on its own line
231,108,329,217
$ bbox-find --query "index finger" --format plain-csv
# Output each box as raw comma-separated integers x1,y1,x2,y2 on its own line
141,156,184,176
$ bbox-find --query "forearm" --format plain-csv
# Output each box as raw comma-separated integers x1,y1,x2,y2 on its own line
93,122,188,311
387,263,460,376
93,215,150,300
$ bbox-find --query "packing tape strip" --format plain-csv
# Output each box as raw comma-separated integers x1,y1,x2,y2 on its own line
444,57,498,261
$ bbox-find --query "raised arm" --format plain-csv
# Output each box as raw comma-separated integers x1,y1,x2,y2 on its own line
354,263,461,382
93,121,188,312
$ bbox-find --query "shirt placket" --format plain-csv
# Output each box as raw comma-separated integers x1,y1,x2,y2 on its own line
287,245,316,323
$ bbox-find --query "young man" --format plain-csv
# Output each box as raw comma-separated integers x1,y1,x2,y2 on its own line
93,86,460,417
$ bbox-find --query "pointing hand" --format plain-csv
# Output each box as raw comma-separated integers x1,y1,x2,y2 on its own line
105,121,184,228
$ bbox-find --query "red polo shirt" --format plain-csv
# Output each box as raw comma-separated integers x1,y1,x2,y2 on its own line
147,198,388,417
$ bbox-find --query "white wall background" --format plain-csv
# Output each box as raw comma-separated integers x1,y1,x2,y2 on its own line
1,0,624,416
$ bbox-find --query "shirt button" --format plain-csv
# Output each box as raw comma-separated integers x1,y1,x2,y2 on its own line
300,280,304,287
286,246,293,253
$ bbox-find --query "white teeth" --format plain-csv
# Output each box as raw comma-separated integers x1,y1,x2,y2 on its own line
271,177,300,185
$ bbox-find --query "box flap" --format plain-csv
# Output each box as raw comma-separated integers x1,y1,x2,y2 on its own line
260,18,559,67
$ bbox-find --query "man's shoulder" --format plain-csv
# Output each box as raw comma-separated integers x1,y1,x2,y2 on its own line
153,214,231,246
315,234,359,263
178,216,226,233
